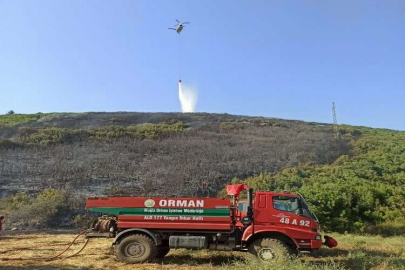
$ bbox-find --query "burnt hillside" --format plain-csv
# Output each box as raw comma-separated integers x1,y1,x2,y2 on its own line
0,112,349,198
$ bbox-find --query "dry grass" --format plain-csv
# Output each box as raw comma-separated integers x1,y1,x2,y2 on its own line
0,233,404,270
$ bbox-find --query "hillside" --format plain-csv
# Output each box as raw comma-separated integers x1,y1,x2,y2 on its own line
0,112,404,234
0,112,348,196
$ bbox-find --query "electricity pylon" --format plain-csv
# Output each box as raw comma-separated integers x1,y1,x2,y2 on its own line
332,102,340,139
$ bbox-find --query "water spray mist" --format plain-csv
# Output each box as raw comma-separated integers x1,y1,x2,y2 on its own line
178,80,198,113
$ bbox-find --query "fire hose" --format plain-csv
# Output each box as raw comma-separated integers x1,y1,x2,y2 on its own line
0,230,90,261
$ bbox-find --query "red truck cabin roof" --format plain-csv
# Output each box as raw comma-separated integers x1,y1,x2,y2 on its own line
257,191,300,197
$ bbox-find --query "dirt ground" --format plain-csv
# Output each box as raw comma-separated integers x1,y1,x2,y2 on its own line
1,233,241,270
0,232,404,270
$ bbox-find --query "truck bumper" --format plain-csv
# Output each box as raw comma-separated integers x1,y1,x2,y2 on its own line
311,239,323,249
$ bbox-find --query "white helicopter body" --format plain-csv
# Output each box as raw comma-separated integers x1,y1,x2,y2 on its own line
168,19,190,34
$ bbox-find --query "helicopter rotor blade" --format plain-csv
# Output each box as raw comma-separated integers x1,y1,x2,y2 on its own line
175,19,180,23
168,28,176,30
182,22,190,24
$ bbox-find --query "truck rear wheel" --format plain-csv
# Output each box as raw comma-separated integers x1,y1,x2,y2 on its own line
248,238,292,262
115,234,157,263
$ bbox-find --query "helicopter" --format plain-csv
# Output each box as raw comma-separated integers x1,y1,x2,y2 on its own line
168,19,190,34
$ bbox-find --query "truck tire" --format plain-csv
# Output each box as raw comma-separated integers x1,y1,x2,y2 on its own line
115,234,157,263
248,238,292,262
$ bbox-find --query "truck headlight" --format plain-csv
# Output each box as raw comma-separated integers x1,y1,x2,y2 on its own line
315,235,321,240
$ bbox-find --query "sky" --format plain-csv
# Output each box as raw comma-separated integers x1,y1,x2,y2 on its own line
0,1,404,130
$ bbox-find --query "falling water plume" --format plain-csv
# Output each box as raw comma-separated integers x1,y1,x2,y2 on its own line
178,80,198,113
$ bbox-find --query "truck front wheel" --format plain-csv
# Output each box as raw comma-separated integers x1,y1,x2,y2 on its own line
115,234,157,263
248,238,292,262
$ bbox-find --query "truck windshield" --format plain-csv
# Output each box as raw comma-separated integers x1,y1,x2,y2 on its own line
272,195,318,221
272,196,299,213
298,194,319,222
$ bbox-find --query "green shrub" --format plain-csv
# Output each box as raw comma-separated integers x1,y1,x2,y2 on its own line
134,122,187,139
17,122,188,144
1,189,71,228
0,192,31,211
72,214,95,229
90,126,128,141
20,128,90,145
0,113,56,127
224,130,405,234
220,123,245,130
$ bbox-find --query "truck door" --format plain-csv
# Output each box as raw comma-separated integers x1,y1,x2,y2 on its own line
270,195,313,231
253,192,272,224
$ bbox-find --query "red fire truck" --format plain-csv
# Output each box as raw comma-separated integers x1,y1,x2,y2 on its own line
85,184,337,263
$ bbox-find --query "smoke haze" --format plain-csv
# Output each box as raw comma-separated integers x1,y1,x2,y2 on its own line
178,82,198,113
